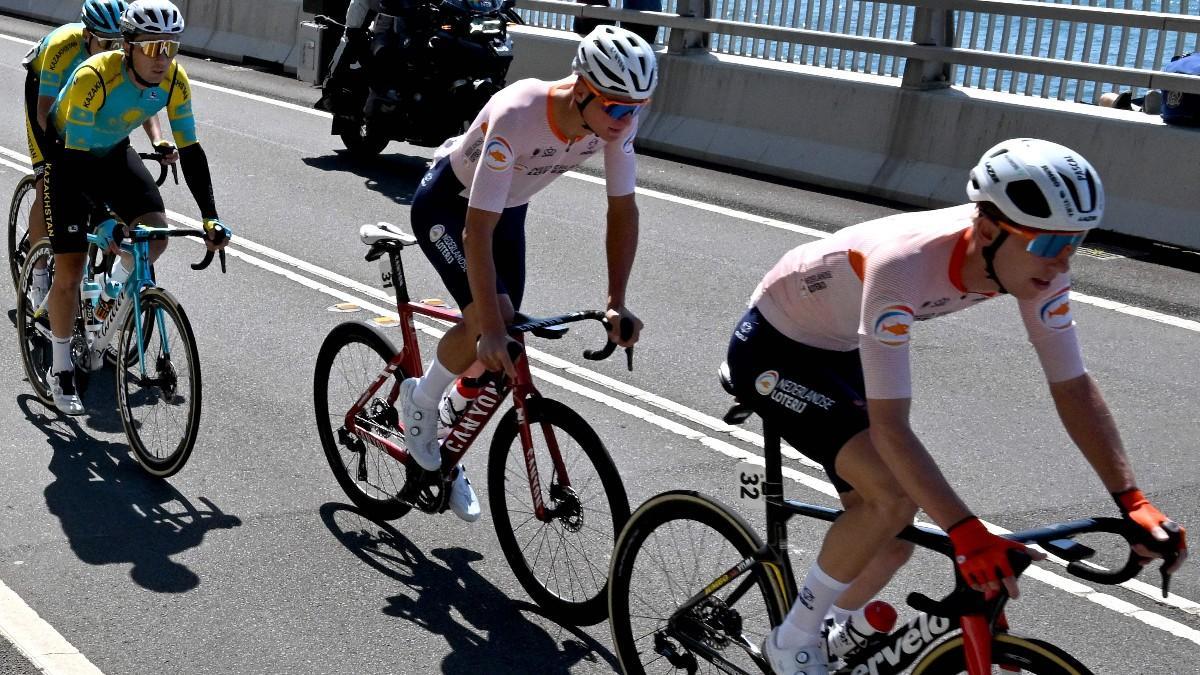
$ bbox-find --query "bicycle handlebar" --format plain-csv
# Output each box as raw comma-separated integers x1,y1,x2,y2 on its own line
907,516,1177,618
137,151,178,187
507,310,635,371
582,316,635,371
106,226,227,273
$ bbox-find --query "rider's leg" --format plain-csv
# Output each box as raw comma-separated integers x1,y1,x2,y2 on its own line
417,293,516,407
775,430,917,649
826,485,916,614
28,176,48,262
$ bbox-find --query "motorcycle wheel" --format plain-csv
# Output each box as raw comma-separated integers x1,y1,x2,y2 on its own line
339,118,390,158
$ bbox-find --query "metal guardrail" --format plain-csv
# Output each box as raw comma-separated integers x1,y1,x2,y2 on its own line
516,0,1200,102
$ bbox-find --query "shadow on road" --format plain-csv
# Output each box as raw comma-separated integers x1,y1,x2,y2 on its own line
320,502,617,674
18,393,242,594
301,151,430,208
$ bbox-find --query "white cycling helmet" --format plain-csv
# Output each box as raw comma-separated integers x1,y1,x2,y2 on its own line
572,25,658,101
121,0,185,36
966,138,1103,231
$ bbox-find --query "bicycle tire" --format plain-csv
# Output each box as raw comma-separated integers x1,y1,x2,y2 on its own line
7,173,36,290
609,490,789,675
488,396,630,626
116,287,201,478
911,633,1093,675
313,321,411,521
15,240,56,405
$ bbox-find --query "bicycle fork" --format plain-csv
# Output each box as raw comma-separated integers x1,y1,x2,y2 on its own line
513,396,572,524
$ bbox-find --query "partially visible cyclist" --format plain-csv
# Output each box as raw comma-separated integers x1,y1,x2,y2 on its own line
399,25,656,521
41,0,230,415
21,0,179,308
724,138,1188,674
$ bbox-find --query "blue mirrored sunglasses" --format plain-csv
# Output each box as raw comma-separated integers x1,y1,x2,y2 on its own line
997,220,1086,258
600,102,643,121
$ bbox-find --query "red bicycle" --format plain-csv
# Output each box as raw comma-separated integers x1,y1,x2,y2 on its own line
313,222,631,626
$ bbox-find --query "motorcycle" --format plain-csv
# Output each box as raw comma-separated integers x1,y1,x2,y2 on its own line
316,0,520,157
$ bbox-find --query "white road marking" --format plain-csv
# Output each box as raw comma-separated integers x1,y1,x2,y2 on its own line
1,29,1198,664
0,579,104,675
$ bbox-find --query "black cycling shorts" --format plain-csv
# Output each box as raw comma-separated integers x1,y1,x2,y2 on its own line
42,141,165,255
726,306,869,494
410,157,529,311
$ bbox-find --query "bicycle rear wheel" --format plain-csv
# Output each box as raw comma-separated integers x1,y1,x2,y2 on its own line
116,287,201,478
15,240,56,405
313,321,411,521
912,633,1093,674
608,491,788,675
7,173,36,290
488,397,630,626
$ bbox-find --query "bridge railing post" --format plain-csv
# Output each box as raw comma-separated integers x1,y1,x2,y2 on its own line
902,7,955,90
667,0,712,54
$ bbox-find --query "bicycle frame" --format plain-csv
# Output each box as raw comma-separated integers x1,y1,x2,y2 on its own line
340,247,569,520
663,417,1010,675
85,232,169,377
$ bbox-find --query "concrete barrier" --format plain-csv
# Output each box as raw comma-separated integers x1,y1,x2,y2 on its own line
0,0,308,71
3,1,1195,248
511,25,1200,250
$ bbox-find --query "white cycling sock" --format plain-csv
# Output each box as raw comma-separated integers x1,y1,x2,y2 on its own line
413,357,457,409
829,604,853,626
32,266,49,289
777,561,850,649
51,335,73,375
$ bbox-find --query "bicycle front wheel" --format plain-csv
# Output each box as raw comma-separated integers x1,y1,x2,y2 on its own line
116,287,201,478
609,491,789,675
488,397,630,626
15,240,56,405
313,321,411,521
912,633,1093,674
8,173,36,290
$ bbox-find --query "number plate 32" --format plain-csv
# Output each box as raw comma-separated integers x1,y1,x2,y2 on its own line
736,462,765,501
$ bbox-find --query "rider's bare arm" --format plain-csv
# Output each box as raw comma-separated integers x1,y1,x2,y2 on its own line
1048,372,1136,492
604,193,642,346
866,397,973,529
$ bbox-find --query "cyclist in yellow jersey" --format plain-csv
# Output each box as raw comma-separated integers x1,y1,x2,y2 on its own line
41,0,230,415
21,0,178,307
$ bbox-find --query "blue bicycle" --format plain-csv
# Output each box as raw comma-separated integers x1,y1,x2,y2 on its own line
16,219,226,477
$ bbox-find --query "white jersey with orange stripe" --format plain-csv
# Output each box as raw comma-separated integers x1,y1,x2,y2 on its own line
432,77,638,214
750,204,1085,400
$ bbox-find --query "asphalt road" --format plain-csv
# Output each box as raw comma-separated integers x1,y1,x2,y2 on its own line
0,14,1197,675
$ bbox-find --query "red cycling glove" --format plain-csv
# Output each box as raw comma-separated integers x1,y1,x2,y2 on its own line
1114,488,1188,553
948,516,1028,590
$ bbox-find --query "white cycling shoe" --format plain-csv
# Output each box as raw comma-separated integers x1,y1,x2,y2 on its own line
762,627,829,675
47,368,85,416
448,464,481,522
400,377,442,471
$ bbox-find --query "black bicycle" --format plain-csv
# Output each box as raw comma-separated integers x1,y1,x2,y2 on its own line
606,365,1181,675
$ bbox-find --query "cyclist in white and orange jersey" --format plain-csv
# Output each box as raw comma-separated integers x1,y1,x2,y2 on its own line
398,26,656,522
724,138,1188,675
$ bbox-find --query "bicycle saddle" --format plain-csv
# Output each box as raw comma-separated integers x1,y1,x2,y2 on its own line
359,221,418,247
718,362,755,425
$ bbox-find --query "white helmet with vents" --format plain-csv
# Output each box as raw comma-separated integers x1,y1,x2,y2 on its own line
572,25,658,101
121,0,185,36
966,138,1104,231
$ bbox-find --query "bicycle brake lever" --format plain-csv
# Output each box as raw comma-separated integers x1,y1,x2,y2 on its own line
219,249,227,274
171,163,179,185
625,346,634,371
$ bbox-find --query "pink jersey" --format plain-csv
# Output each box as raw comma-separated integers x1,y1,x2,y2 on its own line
751,205,1086,399
433,78,638,213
